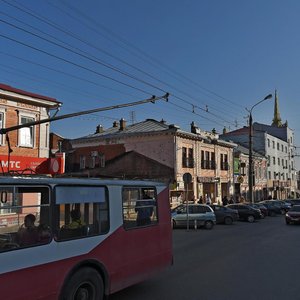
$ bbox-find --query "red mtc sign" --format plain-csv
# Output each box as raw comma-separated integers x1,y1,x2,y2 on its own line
0,155,65,175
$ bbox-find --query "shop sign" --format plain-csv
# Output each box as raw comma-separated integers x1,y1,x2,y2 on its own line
0,155,64,175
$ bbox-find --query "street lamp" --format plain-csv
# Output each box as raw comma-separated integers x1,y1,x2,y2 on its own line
247,94,272,203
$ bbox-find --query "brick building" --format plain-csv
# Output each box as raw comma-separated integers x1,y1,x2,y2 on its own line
0,83,62,174
63,118,236,206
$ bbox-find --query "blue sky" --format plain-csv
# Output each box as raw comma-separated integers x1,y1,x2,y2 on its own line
0,0,299,167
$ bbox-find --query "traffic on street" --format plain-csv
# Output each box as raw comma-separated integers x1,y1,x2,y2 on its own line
110,212,300,300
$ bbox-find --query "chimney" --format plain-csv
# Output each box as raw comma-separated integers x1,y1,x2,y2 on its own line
223,127,227,134
160,119,166,124
119,118,126,131
113,121,119,128
95,125,104,134
191,121,198,134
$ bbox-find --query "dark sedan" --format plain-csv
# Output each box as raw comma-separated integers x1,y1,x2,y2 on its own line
245,203,268,218
210,204,239,225
226,204,262,222
285,205,300,225
259,200,282,216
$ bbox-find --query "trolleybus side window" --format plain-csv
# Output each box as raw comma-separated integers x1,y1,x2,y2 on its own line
122,187,158,229
0,186,51,251
55,185,109,241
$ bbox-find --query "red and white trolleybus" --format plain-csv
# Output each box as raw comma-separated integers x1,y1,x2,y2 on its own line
0,176,173,300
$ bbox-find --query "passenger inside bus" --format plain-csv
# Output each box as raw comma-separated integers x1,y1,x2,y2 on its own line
59,209,87,239
135,191,154,226
65,209,86,229
17,214,39,247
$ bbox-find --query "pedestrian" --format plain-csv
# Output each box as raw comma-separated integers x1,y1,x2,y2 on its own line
206,194,211,205
198,196,203,204
222,196,228,206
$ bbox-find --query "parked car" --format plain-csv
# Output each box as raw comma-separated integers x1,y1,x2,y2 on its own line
171,204,216,229
245,203,268,218
226,204,262,222
284,199,300,207
259,200,282,216
210,204,239,225
285,205,300,225
271,200,291,212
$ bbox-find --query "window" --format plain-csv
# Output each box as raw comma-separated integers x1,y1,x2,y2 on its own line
272,141,275,149
19,116,34,147
211,152,216,169
182,147,187,167
267,155,270,166
55,186,109,240
268,171,271,180
80,155,86,169
188,148,194,168
89,156,95,168
201,150,205,168
0,112,3,145
123,187,157,229
0,186,50,251
99,153,105,168
205,151,210,168
282,159,284,167
278,157,280,165
277,143,279,150
220,153,229,170
285,146,287,153
273,157,276,165
274,172,277,179
281,144,284,152
267,139,270,147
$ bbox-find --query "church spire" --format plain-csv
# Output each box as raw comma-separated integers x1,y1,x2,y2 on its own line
272,89,282,127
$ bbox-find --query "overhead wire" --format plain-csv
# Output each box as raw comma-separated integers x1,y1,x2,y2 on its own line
0,0,242,129
0,51,137,98
0,27,234,128
0,8,238,124
2,0,242,123
58,0,245,111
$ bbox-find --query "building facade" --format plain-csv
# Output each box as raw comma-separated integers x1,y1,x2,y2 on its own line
221,91,297,199
0,83,63,174
65,119,236,206
233,145,268,202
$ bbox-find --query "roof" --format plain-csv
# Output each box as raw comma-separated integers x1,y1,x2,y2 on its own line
74,119,178,140
0,83,59,105
235,144,266,158
71,118,238,149
222,126,249,136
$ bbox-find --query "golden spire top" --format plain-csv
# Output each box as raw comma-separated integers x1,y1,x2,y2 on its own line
272,89,282,127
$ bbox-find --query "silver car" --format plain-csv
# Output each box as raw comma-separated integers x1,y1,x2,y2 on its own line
171,204,216,229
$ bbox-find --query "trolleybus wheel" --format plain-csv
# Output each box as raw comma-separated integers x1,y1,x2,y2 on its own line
61,267,104,300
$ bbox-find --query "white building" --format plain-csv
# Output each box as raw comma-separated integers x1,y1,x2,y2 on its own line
221,90,297,199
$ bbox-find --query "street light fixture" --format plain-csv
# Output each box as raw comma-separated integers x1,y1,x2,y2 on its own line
247,94,272,203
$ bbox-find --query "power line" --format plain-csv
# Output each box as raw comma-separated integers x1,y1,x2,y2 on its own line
0,10,239,123
1,0,244,129
2,0,244,122
57,0,245,110
0,94,169,135
0,51,137,98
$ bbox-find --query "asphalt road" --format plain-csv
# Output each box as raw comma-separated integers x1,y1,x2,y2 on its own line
109,215,300,300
